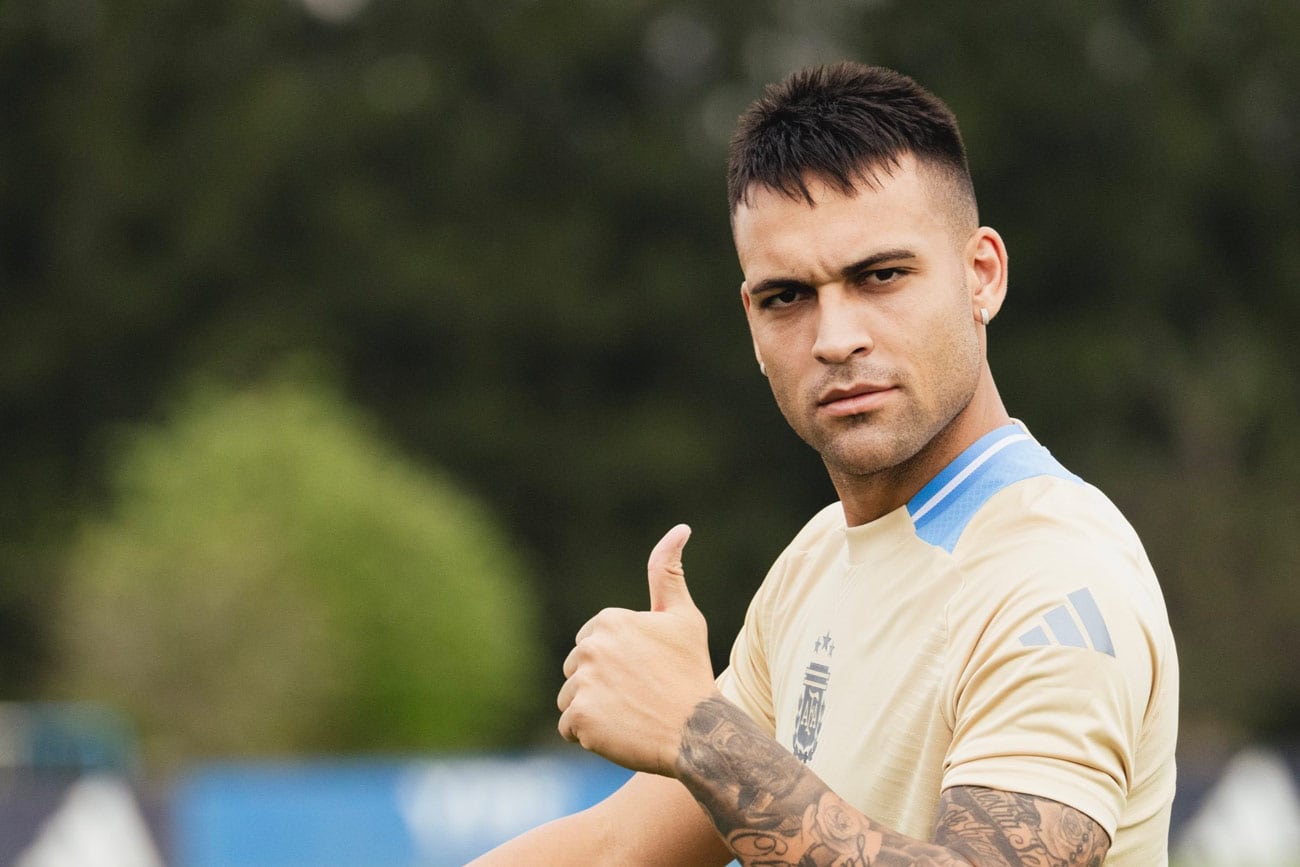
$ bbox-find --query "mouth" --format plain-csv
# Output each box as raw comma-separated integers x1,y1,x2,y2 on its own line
817,383,897,418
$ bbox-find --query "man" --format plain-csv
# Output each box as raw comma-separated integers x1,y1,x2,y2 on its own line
471,62,1177,866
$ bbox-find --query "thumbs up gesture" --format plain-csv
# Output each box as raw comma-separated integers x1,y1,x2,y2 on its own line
557,524,721,777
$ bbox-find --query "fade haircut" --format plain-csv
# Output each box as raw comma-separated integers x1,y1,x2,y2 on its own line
727,62,977,228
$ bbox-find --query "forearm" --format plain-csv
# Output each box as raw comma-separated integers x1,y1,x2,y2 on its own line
676,696,976,866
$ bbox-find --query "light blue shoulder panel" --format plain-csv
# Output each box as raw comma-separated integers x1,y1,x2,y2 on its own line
906,424,1082,554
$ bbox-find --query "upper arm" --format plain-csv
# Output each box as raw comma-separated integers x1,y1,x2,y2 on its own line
468,771,732,867
933,786,1110,867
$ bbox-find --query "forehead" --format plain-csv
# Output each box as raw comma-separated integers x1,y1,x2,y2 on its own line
732,156,952,279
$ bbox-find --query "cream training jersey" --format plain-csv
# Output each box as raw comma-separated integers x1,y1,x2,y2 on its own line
716,423,1178,866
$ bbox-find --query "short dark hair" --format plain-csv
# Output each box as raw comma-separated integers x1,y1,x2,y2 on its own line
727,62,976,222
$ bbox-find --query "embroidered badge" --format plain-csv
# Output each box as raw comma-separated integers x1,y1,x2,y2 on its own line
792,631,834,763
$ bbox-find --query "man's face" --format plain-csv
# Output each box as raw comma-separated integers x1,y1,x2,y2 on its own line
734,155,985,482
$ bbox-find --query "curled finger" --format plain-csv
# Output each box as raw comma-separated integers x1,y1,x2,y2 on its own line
556,673,577,713
562,643,583,679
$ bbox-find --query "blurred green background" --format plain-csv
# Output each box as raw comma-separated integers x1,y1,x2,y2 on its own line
2,0,1298,776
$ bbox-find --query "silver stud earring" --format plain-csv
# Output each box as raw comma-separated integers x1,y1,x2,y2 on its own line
759,362,767,377
980,307,990,326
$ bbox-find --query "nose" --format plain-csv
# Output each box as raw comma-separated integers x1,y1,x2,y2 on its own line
812,291,873,364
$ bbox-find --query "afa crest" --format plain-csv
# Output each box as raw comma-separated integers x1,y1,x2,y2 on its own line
792,631,834,763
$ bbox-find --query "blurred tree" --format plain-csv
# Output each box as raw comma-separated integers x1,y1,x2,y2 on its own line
46,365,542,768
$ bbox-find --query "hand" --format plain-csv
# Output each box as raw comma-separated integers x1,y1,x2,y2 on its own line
557,524,720,777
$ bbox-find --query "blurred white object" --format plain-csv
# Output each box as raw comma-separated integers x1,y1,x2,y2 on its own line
398,755,571,859
13,775,164,867
1174,747,1300,866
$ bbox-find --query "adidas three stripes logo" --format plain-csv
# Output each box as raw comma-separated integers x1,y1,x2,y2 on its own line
1018,588,1115,657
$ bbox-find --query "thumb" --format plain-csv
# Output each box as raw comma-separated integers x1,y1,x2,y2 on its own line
647,523,694,613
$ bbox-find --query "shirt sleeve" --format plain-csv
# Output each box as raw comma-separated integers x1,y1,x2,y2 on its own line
940,497,1161,839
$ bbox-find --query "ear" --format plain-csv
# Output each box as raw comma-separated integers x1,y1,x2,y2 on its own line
740,281,764,366
966,227,1008,325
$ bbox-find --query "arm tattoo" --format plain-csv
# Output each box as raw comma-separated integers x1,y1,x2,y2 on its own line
675,697,1111,867
934,787,1110,867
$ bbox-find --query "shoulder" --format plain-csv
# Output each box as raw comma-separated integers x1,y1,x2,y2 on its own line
942,474,1177,735
907,423,1169,636
792,501,846,547
764,501,846,579
952,475,1171,640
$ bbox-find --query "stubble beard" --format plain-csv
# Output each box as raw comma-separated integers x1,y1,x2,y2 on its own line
773,374,929,480
810,403,949,483
785,343,982,488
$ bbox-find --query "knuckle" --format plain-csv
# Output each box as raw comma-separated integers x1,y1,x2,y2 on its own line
565,705,591,736
595,606,628,626
569,640,598,667
576,608,624,643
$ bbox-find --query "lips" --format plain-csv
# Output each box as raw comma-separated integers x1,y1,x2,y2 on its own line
817,383,897,417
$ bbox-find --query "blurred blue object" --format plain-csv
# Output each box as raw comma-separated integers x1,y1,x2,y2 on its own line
172,750,634,867
0,702,137,773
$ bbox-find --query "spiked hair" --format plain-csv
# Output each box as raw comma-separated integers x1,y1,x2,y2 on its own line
727,62,976,223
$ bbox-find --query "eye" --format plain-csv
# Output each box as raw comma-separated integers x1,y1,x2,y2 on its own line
859,267,905,286
841,266,912,292
759,286,806,309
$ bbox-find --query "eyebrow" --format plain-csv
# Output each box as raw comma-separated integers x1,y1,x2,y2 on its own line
747,248,918,297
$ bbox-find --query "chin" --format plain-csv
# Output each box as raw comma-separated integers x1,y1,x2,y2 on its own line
812,427,926,478
816,434,920,475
